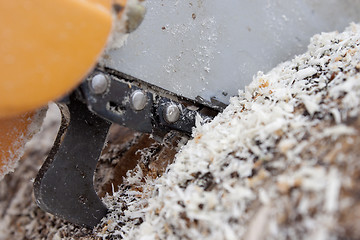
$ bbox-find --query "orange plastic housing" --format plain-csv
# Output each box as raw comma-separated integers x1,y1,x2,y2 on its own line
0,111,45,179
0,0,113,117
0,0,132,179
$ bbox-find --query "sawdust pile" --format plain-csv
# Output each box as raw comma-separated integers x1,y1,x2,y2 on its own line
95,23,360,239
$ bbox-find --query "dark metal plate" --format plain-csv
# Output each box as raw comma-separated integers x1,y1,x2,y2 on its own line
34,95,111,228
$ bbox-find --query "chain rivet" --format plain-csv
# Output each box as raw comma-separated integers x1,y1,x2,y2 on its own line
90,74,108,94
164,104,180,123
130,90,147,111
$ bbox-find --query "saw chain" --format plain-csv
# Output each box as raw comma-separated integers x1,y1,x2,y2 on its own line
33,68,220,227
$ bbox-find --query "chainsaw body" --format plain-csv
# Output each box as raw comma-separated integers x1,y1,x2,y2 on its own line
1,0,360,228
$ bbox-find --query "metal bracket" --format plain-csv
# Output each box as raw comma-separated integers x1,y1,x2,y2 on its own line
81,69,218,136
34,94,111,228
81,71,154,133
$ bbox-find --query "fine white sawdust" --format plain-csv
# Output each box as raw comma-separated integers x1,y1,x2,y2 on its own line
96,23,360,239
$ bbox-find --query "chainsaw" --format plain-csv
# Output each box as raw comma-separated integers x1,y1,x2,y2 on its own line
1,0,360,228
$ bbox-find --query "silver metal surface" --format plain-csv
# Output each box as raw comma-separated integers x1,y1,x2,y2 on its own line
130,90,147,111
164,104,180,123
90,74,108,95
103,0,360,107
